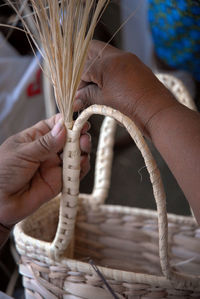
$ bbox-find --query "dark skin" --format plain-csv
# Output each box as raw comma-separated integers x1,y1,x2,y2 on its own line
0,114,91,229
75,40,200,224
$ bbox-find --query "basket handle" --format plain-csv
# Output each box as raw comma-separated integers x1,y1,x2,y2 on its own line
86,116,117,205
84,73,197,206
50,104,172,280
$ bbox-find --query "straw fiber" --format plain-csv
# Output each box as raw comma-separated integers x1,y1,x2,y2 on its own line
14,88,200,297
12,1,199,296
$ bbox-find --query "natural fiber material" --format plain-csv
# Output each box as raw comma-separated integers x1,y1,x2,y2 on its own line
6,0,110,261
156,73,197,111
10,1,199,297
7,0,109,123
17,199,200,298
14,102,200,298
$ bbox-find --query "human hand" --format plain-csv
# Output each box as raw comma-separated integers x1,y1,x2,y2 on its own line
75,40,177,136
0,115,91,228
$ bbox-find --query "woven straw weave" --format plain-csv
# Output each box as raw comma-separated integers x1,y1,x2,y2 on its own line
14,75,200,298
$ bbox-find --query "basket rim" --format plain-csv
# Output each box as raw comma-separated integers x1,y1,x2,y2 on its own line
15,198,200,291
17,195,197,234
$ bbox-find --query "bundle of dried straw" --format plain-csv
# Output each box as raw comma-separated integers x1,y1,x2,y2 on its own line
7,0,109,124
7,2,200,298
5,0,110,260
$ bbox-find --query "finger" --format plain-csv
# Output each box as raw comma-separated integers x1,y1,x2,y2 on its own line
59,132,91,171
75,84,101,110
39,114,62,131
76,42,107,90
78,80,89,91
80,154,90,180
73,98,85,111
87,40,116,60
80,133,91,154
24,118,66,162
80,57,103,87
20,165,62,216
77,40,120,93
20,114,62,141
81,122,91,134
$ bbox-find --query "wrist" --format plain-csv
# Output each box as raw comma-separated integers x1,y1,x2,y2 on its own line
132,88,178,138
144,99,181,142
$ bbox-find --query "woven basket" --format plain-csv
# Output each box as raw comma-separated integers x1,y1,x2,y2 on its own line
14,75,200,298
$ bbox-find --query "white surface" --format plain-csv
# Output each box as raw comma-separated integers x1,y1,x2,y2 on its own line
0,292,13,299
0,34,45,144
120,0,153,67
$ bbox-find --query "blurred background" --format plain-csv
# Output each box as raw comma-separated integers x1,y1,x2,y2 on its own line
0,0,196,297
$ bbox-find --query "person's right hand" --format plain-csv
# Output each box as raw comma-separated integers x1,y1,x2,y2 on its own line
75,40,177,137
76,41,200,225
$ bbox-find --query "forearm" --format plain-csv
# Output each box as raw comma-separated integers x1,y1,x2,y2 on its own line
76,40,200,223
146,101,200,223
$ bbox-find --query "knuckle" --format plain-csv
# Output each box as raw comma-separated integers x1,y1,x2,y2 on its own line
38,135,52,153
87,85,94,99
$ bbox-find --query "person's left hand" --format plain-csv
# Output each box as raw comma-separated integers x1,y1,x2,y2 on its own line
0,114,91,228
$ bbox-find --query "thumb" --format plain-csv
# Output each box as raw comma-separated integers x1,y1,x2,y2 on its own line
75,84,101,111
25,119,66,161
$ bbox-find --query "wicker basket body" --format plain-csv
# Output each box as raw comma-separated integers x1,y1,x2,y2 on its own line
16,196,200,299
14,75,200,298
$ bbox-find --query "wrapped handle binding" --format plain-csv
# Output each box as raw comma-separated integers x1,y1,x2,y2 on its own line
50,73,197,261
14,103,199,287
14,73,199,288
80,116,117,205
92,117,117,204
82,74,196,208
51,105,171,280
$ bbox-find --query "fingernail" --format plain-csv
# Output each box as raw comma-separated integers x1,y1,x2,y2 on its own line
51,118,64,137
87,133,92,142
87,121,91,131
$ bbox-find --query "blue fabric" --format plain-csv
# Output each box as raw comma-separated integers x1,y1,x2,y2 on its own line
148,0,200,81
